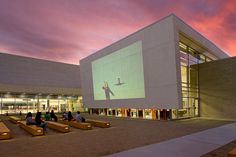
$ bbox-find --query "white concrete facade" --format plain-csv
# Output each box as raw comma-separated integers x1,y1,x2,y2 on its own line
80,14,228,109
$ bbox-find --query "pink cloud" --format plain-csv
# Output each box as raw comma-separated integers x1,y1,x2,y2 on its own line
0,0,235,64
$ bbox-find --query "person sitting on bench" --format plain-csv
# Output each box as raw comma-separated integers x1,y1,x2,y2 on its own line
75,111,85,123
44,112,51,121
67,111,75,121
62,112,68,120
35,112,47,133
50,110,58,122
26,112,35,125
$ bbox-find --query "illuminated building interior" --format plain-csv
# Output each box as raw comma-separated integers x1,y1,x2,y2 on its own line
0,92,83,114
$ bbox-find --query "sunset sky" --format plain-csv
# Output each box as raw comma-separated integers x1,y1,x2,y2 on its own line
0,0,235,64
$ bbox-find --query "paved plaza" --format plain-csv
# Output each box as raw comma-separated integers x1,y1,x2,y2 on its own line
105,122,236,157
0,114,234,157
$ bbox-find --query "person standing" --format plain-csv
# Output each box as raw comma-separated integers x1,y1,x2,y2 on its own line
102,81,114,100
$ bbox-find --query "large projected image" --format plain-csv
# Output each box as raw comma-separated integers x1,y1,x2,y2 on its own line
92,41,145,100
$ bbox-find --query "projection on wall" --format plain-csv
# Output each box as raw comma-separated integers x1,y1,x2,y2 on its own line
92,41,145,100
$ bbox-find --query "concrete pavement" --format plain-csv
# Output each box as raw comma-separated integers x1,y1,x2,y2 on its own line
105,122,236,157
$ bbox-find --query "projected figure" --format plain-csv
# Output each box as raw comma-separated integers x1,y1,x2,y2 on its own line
114,78,125,86
102,81,114,100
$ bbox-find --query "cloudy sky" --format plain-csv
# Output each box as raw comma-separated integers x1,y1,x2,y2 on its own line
0,0,235,64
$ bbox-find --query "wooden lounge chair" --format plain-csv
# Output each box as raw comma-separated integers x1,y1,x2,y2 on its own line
18,121,43,136
47,121,70,133
0,122,11,140
228,148,236,157
9,116,21,124
58,119,92,130
86,119,110,128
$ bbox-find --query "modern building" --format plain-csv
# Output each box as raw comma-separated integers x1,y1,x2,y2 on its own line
80,14,230,120
1,14,235,120
0,53,83,114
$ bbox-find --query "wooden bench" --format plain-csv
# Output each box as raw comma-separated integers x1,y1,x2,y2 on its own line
47,121,70,133
228,148,236,157
0,122,11,140
18,121,43,136
9,116,21,124
58,120,92,130
86,119,110,128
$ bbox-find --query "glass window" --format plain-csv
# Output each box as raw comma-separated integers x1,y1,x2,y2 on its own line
15,98,28,114
182,91,188,98
181,66,188,83
131,109,137,118
200,54,206,62
179,41,201,118
179,42,187,50
177,109,188,118
28,99,37,113
116,108,122,117
189,54,199,64
206,57,212,62
180,51,188,60
144,109,152,119
0,93,81,114
2,98,15,114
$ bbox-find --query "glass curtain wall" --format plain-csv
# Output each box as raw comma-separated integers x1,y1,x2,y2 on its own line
0,93,81,114
179,42,214,118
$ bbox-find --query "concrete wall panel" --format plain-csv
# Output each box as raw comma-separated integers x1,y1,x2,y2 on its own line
0,53,81,95
199,57,236,120
80,15,180,109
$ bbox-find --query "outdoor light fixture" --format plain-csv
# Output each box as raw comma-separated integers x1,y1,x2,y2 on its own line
1,132,8,136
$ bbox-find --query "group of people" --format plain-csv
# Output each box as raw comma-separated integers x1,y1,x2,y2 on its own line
44,110,58,122
25,111,47,133
62,111,85,123
25,110,85,134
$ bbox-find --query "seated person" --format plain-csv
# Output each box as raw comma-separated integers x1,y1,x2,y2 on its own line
75,111,85,123
44,112,50,121
50,110,58,122
26,112,35,125
35,112,47,133
67,111,75,121
62,112,68,120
